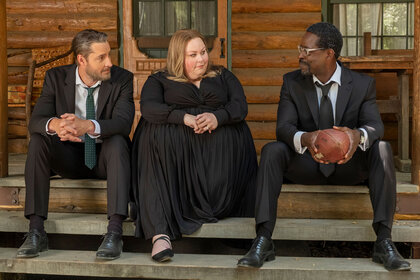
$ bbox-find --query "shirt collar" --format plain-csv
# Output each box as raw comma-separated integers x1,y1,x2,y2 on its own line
312,62,342,86
75,66,102,89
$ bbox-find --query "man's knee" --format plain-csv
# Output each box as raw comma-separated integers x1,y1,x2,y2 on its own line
27,133,50,154
101,135,130,157
260,141,291,162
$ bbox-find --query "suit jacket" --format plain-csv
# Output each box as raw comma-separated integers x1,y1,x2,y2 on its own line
28,64,135,139
276,65,384,150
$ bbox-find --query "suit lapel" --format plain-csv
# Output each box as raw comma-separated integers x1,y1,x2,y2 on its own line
302,75,320,128
97,80,112,119
64,65,77,113
335,67,353,125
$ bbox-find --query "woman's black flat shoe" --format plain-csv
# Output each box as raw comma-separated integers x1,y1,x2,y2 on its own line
152,235,174,262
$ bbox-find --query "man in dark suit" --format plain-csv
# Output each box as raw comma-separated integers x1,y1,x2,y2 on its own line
237,22,411,271
17,29,134,260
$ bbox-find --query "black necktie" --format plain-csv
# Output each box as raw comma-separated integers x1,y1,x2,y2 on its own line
315,81,335,177
84,86,98,169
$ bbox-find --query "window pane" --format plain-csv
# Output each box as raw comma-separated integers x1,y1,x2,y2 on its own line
383,3,407,35
138,1,162,36
408,37,414,49
408,3,414,36
358,4,382,36
383,37,406,49
191,1,216,36
333,4,357,36
342,37,357,56
165,1,188,36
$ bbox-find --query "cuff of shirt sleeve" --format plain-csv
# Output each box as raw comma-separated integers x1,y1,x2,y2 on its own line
167,109,186,124
46,117,58,135
358,128,369,151
87,120,101,139
213,109,229,126
294,131,307,154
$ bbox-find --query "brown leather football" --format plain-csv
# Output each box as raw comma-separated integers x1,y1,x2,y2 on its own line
314,129,350,163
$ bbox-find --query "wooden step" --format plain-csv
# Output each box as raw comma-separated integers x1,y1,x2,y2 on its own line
2,211,420,242
1,154,418,218
232,12,320,32
1,248,418,280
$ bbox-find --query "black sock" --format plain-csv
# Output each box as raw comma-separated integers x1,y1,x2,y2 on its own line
107,214,125,235
256,223,272,240
29,215,45,234
376,224,392,242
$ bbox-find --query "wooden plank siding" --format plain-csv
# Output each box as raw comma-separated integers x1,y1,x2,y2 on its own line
6,0,119,153
232,0,321,154
232,0,404,155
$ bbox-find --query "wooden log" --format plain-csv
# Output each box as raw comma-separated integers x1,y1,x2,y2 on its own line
8,107,25,120
244,86,281,103
232,13,320,32
412,0,420,184
0,1,7,177
7,14,116,32
232,0,320,13
248,121,276,139
6,0,117,14
233,68,288,86
8,120,26,137
7,73,27,84
8,138,27,154
232,49,299,68
232,31,304,50
7,31,118,49
246,104,277,121
7,49,31,66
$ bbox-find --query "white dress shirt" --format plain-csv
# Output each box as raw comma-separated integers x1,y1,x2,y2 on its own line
293,62,368,154
46,66,101,141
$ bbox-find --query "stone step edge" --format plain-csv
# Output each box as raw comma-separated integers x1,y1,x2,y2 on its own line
2,211,420,242
0,175,417,194
0,248,419,280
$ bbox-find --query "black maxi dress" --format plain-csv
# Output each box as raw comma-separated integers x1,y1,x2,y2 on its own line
132,67,257,240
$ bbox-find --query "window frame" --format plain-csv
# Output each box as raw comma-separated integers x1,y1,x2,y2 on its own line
322,0,414,55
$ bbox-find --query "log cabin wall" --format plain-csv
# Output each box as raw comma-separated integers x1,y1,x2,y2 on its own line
231,0,403,155
6,0,119,153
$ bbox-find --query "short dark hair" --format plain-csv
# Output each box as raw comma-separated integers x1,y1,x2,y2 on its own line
71,29,108,63
306,22,343,59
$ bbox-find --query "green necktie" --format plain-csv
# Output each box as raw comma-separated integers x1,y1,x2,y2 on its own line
84,86,98,169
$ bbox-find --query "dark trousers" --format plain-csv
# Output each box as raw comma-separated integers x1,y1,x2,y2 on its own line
24,133,131,219
255,140,396,236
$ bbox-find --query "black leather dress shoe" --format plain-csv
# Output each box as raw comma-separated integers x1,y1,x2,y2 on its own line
237,236,275,268
16,229,48,258
372,238,411,271
96,231,123,260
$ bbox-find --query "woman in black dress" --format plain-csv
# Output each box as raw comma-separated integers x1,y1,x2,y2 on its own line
132,29,257,262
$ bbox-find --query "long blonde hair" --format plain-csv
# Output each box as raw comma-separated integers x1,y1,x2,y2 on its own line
165,29,220,82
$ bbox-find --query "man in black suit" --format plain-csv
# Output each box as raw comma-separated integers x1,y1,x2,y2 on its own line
237,22,411,271
17,29,134,260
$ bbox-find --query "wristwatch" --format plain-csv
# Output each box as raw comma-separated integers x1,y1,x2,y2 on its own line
357,129,366,145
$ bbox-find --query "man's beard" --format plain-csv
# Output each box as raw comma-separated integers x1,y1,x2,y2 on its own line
299,59,311,76
86,67,111,82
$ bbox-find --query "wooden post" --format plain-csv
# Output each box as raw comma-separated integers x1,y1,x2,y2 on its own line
363,32,372,56
0,0,8,177
413,0,420,185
